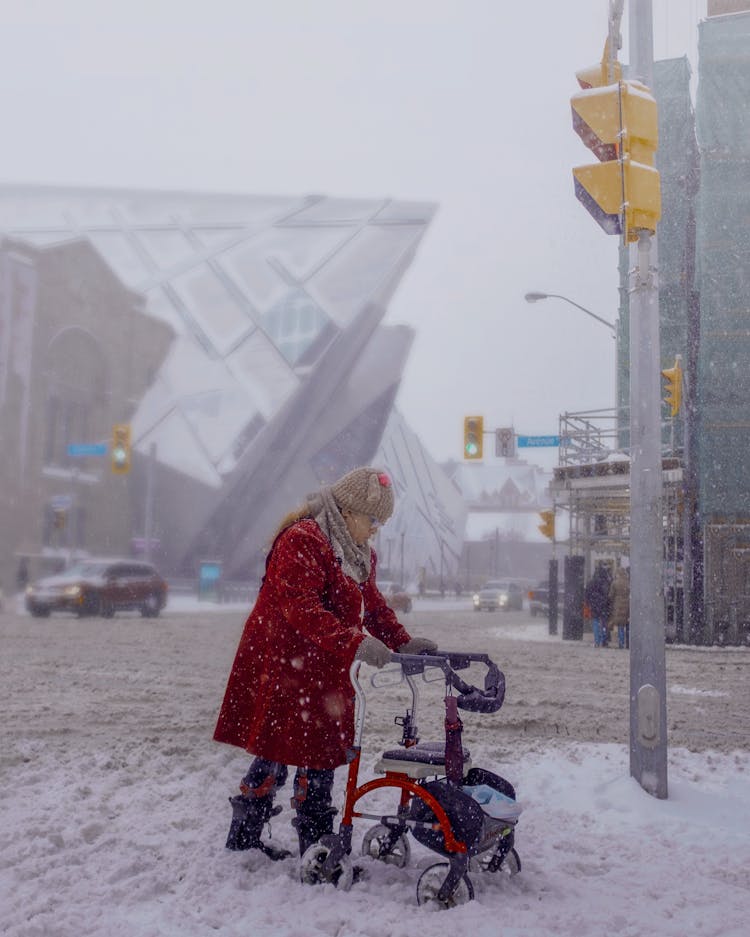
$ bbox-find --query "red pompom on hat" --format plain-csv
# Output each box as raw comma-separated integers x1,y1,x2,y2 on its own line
331,466,395,524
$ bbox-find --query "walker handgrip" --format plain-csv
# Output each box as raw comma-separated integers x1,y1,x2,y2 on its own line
389,651,506,713
454,661,505,713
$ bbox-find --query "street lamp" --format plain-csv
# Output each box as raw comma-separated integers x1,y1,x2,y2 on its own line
524,291,616,337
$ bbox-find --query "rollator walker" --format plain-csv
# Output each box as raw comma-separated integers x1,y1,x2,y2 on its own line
299,649,522,910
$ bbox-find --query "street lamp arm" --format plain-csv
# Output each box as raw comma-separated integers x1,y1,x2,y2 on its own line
524,291,616,336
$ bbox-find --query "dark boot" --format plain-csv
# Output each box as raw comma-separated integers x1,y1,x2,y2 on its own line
291,767,336,856
291,807,338,855
225,794,291,861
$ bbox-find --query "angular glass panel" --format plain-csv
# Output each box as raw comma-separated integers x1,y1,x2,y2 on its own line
137,229,197,270
307,225,425,325
220,226,353,315
136,411,222,488
171,266,253,356
180,385,258,466
87,231,150,290
143,286,187,334
225,329,299,421
192,227,245,250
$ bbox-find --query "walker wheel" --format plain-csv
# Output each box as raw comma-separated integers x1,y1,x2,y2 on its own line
299,842,354,891
416,862,474,910
361,823,411,868
471,845,522,876
502,847,521,876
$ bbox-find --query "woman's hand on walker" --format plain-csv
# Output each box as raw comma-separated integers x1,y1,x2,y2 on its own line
354,636,392,668
398,636,437,655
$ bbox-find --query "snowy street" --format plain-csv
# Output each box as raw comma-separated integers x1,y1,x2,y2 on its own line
1,602,749,936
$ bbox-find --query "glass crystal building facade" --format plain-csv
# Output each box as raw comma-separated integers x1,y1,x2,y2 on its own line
0,184,466,589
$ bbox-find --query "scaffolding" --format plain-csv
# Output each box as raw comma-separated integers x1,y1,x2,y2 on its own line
551,408,686,641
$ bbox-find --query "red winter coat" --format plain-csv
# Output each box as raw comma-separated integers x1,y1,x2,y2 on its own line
213,519,412,769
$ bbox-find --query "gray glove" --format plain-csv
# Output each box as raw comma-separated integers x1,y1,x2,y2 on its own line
355,636,392,668
399,636,438,655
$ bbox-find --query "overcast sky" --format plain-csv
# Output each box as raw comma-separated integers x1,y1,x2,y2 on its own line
1,0,705,464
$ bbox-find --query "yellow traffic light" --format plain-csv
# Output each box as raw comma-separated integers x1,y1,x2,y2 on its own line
538,510,555,540
111,423,132,474
463,416,484,460
661,357,683,417
571,73,660,242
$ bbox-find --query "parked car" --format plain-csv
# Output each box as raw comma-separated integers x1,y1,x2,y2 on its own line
25,558,168,619
472,580,524,612
377,580,413,613
528,581,550,617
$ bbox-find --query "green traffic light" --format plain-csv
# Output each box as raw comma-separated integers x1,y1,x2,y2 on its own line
465,440,478,456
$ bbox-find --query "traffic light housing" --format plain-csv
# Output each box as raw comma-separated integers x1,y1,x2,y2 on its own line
111,423,132,474
538,510,555,540
571,43,660,242
463,416,484,460
661,357,683,417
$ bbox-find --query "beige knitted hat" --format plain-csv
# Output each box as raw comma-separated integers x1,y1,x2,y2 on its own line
331,467,394,524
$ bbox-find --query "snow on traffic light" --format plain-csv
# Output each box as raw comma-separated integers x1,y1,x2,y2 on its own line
571,42,660,242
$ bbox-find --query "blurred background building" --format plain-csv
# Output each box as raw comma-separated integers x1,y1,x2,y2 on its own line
0,185,470,592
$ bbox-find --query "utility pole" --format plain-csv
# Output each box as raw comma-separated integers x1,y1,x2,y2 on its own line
628,0,668,799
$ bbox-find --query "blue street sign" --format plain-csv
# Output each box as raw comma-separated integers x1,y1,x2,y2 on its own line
67,443,108,457
517,435,561,448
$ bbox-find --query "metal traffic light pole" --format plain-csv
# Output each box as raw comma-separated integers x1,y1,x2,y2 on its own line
627,0,668,799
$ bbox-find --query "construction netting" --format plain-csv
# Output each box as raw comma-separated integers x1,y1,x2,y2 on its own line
695,11,750,521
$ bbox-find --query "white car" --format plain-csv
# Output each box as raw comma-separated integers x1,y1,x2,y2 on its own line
472,580,524,612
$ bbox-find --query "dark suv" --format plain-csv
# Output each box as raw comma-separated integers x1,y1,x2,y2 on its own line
25,559,168,619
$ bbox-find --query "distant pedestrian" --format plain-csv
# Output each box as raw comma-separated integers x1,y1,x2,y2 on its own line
584,565,612,648
16,558,29,594
609,565,630,649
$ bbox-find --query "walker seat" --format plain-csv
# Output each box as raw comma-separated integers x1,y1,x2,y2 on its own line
374,740,472,779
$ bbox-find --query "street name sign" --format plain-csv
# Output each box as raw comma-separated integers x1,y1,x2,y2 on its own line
517,435,560,448
67,443,108,457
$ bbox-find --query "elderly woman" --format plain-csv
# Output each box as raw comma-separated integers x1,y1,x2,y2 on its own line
214,466,436,860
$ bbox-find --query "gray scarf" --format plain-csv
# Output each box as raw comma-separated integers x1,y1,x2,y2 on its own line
306,486,371,584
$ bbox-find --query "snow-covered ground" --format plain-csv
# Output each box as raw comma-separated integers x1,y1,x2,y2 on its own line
1,601,749,937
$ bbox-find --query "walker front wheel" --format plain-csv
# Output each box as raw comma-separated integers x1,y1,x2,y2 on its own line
299,842,354,891
416,862,474,910
361,823,411,868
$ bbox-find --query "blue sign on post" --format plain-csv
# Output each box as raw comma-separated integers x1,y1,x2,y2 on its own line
517,435,561,448
67,443,108,457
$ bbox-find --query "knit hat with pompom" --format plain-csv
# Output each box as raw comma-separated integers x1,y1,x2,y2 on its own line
330,467,394,524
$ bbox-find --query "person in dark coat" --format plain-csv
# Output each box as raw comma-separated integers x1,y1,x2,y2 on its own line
214,466,436,860
584,564,612,648
609,565,630,648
